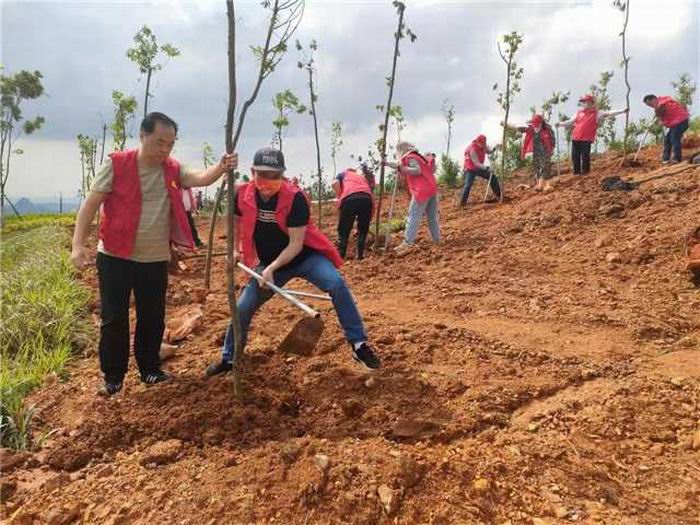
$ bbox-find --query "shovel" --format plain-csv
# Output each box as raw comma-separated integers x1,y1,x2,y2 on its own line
633,125,653,163
236,262,325,356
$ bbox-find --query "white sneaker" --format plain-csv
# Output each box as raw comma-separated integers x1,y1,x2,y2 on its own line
394,243,415,256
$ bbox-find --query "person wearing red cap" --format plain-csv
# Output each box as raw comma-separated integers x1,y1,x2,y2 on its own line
505,114,556,191
556,95,628,175
643,94,690,164
459,134,501,206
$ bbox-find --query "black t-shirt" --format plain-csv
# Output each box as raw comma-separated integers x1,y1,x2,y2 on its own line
235,189,312,267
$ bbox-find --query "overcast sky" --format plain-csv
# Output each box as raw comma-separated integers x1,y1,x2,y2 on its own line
1,0,698,199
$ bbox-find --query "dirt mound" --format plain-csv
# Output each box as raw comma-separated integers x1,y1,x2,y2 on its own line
3,143,700,524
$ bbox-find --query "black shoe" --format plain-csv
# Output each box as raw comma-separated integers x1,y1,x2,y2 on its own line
205,360,232,377
352,343,380,370
140,370,171,385
101,380,123,396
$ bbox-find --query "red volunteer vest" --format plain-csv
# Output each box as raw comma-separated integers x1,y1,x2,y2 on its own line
237,181,343,269
464,143,486,171
572,108,599,142
657,96,690,128
521,124,555,160
337,169,373,206
401,151,437,203
99,149,194,259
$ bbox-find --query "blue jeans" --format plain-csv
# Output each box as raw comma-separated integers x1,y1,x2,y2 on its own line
460,168,501,205
222,252,366,362
663,119,689,162
404,194,440,245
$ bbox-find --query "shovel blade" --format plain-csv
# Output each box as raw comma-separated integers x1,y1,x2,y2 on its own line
278,316,324,356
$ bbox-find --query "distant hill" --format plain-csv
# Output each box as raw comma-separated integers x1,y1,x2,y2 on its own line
2,196,80,216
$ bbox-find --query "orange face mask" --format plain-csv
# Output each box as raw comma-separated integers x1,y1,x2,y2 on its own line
254,176,282,197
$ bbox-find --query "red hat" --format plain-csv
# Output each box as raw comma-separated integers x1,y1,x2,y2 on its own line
529,114,544,128
579,94,595,103
474,134,487,147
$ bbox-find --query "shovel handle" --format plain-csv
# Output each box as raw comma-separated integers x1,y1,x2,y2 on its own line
236,262,320,318
283,289,332,301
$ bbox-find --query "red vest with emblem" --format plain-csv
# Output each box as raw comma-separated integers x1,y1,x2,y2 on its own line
237,181,343,269
521,124,555,159
99,149,194,259
572,108,599,142
657,96,690,128
464,141,487,171
337,169,373,206
401,151,437,202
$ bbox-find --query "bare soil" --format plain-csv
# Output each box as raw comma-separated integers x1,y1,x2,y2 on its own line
2,142,700,525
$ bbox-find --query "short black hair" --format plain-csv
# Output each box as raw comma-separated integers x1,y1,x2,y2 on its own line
643,94,657,104
141,112,178,135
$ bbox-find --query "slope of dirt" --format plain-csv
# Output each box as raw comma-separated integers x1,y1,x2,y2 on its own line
2,142,700,525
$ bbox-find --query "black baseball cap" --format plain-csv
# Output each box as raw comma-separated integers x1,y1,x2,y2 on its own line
252,147,286,172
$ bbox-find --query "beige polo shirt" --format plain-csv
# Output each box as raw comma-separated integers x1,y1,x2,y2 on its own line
91,157,197,263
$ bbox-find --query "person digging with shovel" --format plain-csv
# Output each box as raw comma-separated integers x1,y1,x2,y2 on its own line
643,94,690,164
205,147,380,376
382,141,440,256
332,164,375,260
504,114,556,192
459,134,501,206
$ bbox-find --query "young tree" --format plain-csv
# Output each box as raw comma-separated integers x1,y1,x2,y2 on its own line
98,123,107,165
77,134,98,199
204,0,305,293
110,90,138,151
441,99,455,157
613,0,631,158
271,89,306,153
0,69,45,218
126,25,181,118
590,71,614,150
296,39,323,225
329,121,343,175
201,141,216,199
492,31,524,201
374,0,416,241
672,73,696,108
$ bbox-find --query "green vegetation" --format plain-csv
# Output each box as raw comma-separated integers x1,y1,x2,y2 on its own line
438,153,461,188
1,225,92,449
2,212,77,234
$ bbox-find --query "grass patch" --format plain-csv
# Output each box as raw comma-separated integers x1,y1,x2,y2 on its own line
2,212,76,235
1,225,92,449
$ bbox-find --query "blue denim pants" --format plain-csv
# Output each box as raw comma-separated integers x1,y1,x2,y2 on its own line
459,168,501,205
404,194,440,245
663,119,689,162
222,252,366,362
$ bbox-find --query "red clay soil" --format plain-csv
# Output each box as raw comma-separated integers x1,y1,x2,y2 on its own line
2,142,700,525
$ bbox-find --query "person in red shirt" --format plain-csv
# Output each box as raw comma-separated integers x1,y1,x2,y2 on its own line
643,94,691,164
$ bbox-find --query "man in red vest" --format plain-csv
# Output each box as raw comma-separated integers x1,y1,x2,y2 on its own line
332,164,374,260
460,134,501,205
71,112,237,396
383,142,440,256
205,147,380,376
643,94,690,164
556,94,628,175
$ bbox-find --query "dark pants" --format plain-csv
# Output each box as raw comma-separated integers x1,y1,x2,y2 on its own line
663,119,689,162
337,196,372,259
459,168,501,206
571,140,592,175
96,252,168,383
186,211,202,246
